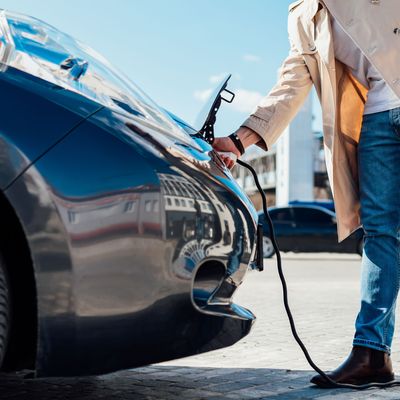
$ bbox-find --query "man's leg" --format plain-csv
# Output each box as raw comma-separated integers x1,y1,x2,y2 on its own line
311,108,400,387
354,108,400,353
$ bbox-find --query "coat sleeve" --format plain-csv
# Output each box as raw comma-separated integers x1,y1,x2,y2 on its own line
241,40,313,151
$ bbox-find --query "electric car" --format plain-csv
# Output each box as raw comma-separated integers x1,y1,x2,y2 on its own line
0,10,260,377
259,205,364,258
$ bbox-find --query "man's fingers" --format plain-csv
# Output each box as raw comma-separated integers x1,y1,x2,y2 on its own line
212,137,240,167
220,154,229,164
220,154,235,170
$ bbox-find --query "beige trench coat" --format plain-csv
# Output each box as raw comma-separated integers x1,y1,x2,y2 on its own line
242,0,400,242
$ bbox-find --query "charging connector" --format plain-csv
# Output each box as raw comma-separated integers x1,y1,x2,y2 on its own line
218,151,237,162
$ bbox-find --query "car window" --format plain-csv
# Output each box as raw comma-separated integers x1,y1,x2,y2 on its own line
270,208,293,223
293,207,333,225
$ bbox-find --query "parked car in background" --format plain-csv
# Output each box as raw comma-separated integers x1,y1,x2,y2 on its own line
0,10,260,378
259,205,364,258
289,200,335,212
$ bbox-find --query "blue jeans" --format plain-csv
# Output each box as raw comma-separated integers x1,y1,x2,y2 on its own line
353,107,400,354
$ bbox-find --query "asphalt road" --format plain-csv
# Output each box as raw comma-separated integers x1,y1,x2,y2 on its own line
1,253,400,399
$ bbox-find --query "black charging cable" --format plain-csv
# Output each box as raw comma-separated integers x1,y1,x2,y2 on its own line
236,158,400,390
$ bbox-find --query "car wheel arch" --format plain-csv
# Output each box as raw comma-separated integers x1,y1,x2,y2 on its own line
0,190,37,372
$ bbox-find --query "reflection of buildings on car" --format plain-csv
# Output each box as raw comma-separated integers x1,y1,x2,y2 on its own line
160,173,215,242
56,171,242,279
159,173,243,279
56,184,163,241
56,172,238,245
160,173,216,279
232,96,331,209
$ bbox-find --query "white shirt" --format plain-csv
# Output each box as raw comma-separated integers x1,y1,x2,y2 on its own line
331,15,400,115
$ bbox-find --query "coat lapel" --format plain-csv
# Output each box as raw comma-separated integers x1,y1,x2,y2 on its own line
304,0,320,21
312,1,333,67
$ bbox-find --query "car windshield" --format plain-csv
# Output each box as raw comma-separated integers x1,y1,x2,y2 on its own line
0,10,189,140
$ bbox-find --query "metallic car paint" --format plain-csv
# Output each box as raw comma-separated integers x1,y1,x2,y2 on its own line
0,68,102,190
3,98,258,376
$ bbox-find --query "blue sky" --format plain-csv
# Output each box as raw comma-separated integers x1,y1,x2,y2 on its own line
1,0,322,136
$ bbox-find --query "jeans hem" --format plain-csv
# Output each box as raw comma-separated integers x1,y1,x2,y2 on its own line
353,338,391,354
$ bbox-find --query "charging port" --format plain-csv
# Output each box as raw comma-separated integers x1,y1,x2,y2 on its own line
192,261,226,308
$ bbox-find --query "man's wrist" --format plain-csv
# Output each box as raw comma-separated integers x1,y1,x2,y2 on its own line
228,132,245,156
236,127,262,149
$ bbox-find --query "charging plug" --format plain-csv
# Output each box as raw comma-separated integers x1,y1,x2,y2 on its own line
218,151,238,161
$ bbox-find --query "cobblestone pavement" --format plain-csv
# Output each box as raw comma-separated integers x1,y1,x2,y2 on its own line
1,253,400,399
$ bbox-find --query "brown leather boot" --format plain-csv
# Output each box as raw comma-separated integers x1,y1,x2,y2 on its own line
310,346,395,388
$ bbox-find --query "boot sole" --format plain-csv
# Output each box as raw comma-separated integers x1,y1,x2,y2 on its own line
310,374,396,389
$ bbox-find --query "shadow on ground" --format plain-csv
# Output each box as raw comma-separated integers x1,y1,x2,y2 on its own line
0,366,398,399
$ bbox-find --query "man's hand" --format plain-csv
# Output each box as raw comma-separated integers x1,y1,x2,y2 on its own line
212,127,263,169
213,137,240,169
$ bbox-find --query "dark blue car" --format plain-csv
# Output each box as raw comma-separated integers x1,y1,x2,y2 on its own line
259,205,364,258
0,11,260,377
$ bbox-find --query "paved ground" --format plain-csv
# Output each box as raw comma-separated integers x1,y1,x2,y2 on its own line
1,253,400,399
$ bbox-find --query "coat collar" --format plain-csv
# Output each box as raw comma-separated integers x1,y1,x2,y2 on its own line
305,0,323,21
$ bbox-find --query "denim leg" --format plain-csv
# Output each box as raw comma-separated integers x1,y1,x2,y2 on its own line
353,108,400,354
